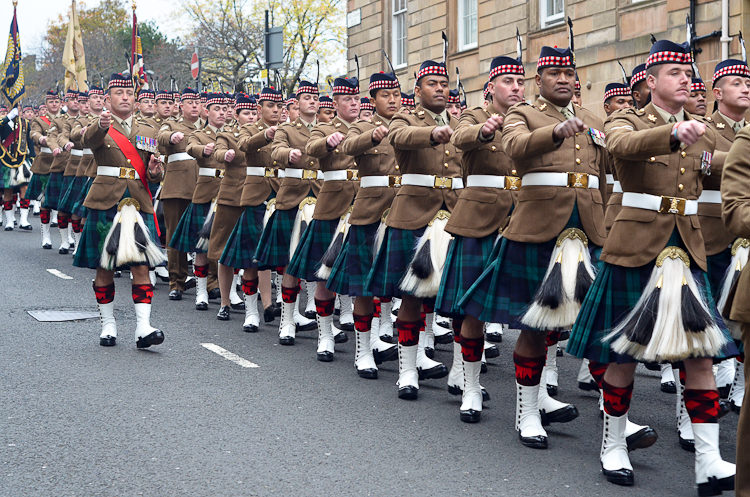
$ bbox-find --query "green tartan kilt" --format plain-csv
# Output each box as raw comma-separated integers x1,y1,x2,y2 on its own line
287,218,338,282
0,165,10,189
25,173,49,201
168,201,210,253
73,193,159,270
436,234,498,319
254,207,297,270
706,247,732,306
326,222,379,296
56,175,79,214
72,177,92,218
42,171,64,210
365,226,426,299
219,204,267,269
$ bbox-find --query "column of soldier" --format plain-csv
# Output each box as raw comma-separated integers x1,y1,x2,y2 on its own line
5,28,750,496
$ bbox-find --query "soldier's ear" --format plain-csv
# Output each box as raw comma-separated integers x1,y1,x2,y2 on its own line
534,73,542,89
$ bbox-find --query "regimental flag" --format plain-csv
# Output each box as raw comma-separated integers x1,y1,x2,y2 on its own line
0,2,24,107
62,0,88,92
131,7,148,91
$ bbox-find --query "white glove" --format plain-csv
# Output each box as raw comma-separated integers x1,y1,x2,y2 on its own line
7,107,18,120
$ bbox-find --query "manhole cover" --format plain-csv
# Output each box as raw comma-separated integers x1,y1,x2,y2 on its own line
27,310,100,322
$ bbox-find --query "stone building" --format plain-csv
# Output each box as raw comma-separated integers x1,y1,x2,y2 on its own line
345,0,745,117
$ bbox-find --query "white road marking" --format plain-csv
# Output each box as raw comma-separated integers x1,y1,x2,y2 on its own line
200,343,259,368
47,269,73,280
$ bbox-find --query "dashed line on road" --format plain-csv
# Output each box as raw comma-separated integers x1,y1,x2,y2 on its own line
200,343,259,368
46,269,73,280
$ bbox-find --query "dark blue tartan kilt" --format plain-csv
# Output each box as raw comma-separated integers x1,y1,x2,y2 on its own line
42,171,64,210
0,165,10,188
326,222,379,296
436,234,498,319
706,247,732,306
25,173,49,201
254,207,297,269
168,201,211,253
56,175,78,214
567,236,740,364
286,218,339,282
72,177,92,218
365,226,426,299
73,193,159,270
219,204,267,269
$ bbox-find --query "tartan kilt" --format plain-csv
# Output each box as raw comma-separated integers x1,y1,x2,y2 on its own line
42,171,64,210
168,201,211,253
25,173,49,201
327,222,379,296
0,165,10,189
366,226,426,299
219,204,267,269
706,248,732,306
73,193,159,270
254,207,297,269
56,175,78,214
72,177,92,218
436,234,498,319
287,218,338,281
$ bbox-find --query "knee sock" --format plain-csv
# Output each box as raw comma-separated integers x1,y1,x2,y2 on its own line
513,353,545,386
461,336,484,363
242,278,258,295
93,282,115,304
132,283,153,304
396,319,421,347
315,298,335,317
602,380,633,417
684,389,720,424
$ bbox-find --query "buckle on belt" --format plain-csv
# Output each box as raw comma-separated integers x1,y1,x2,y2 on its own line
659,196,687,216
215,169,224,178
119,167,137,180
505,176,521,190
567,172,588,188
346,169,358,181
302,169,318,180
434,176,452,189
264,168,276,178
389,175,401,187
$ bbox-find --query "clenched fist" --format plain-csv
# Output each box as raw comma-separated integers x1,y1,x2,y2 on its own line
480,115,504,139
326,131,346,149
224,149,235,162
289,148,302,164
171,132,185,144
553,117,586,140
203,142,215,157
264,126,277,141
431,125,453,144
371,125,389,144
672,121,706,147
99,110,112,129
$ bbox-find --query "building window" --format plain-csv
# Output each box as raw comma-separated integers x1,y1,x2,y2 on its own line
392,0,407,68
458,0,477,51
540,0,564,28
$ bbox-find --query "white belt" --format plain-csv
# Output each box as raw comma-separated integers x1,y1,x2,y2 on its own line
323,169,358,181
360,175,402,188
70,149,83,157
284,168,323,180
466,174,521,190
522,172,600,189
246,166,280,178
400,173,464,190
82,148,93,156
622,192,698,216
606,174,615,185
613,181,623,194
97,165,140,180
168,152,193,163
199,167,224,178
697,190,721,204
40,146,52,154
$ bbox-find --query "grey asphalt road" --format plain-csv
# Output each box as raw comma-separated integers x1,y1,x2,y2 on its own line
0,217,738,497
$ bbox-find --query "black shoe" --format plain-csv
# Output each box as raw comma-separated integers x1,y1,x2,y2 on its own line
379,334,396,344
58,247,69,255
333,330,348,343
518,432,548,449
136,330,165,349
418,363,448,380
184,277,196,290
296,320,317,332
216,306,231,320
424,346,435,359
484,344,500,359
272,302,281,317
540,404,579,426
398,386,418,400
602,466,634,486
207,288,221,300
486,331,503,343
155,272,169,283
660,381,676,394
357,367,378,379
447,384,490,402
731,400,742,414
69,242,75,250
168,290,183,301
230,301,246,311
460,409,481,423
263,306,275,323
626,426,658,452
373,346,398,365
546,384,558,397
113,271,122,278
643,362,660,371
556,347,564,357
434,332,454,345
718,384,731,399
42,242,52,249
678,434,695,452
338,321,354,332
578,380,599,392
243,323,259,333
303,310,316,319
279,336,295,346
19,224,32,231
50,221,58,228
4,225,12,231
697,475,734,497
99,336,116,347
317,351,334,362
719,399,731,418
481,362,487,374
195,301,208,311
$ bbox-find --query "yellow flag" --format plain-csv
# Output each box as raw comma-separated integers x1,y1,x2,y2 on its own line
62,0,88,91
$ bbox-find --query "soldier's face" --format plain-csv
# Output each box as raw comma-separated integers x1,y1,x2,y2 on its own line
78,100,89,114
317,108,335,122
89,94,104,112
359,109,373,120
447,103,461,118
415,76,449,112
237,109,254,125
713,76,750,113
108,88,135,117
22,109,34,119
287,103,299,121
155,99,171,118
536,67,575,106
181,99,201,120
489,74,525,111
139,98,155,116
603,95,634,115
373,88,401,118
684,90,707,116
631,81,650,109
298,93,319,117
334,94,360,122
66,98,80,112
260,101,281,124
647,64,692,107
207,104,226,127
46,98,61,113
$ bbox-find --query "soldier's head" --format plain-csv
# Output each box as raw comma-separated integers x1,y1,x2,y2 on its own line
179,88,201,121
331,77,360,123
712,60,750,118
285,97,299,122
400,92,416,111
645,40,693,111
685,78,707,116
22,105,34,120
446,89,462,118
535,46,576,107
359,98,374,120
571,75,582,106
205,93,227,128
414,60,449,113
487,56,525,114
65,89,80,114
603,83,633,115
39,103,48,115
296,81,320,120
259,87,284,125
155,90,172,119
105,74,135,119
88,86,104,113
368,72,400,119
235,94,257,126
317,96,335,122
629,64,650,109
136,89,155,117
77,92,89,115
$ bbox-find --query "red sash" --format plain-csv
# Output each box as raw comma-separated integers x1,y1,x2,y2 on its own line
39,116,50,126
107,125,161,236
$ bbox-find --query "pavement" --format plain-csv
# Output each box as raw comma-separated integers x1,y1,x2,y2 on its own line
0,216,739,497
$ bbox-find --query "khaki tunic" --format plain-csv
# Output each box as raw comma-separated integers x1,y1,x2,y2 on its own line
29,115,55,174
270,117,321,211
237,120,276,207
157,117,199,200
185,126,225,204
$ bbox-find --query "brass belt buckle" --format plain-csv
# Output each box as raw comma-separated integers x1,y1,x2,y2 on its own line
505,176,521,190
434,176,452,189
303,169,317,180
659,196,686,215
216,169,224,178
567,172,588,188
119,167,136,180
389,175,401,187
346,169,358,181
264,168,276,178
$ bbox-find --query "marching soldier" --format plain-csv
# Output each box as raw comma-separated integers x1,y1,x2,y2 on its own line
286,96,299,122
69,85,105,226
27,91,60,248
686,77,707,116
317,95,336,123
154,89,174,126
0,104,34,231
630,64,649,109
136,89,157,122
358,97,374,120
